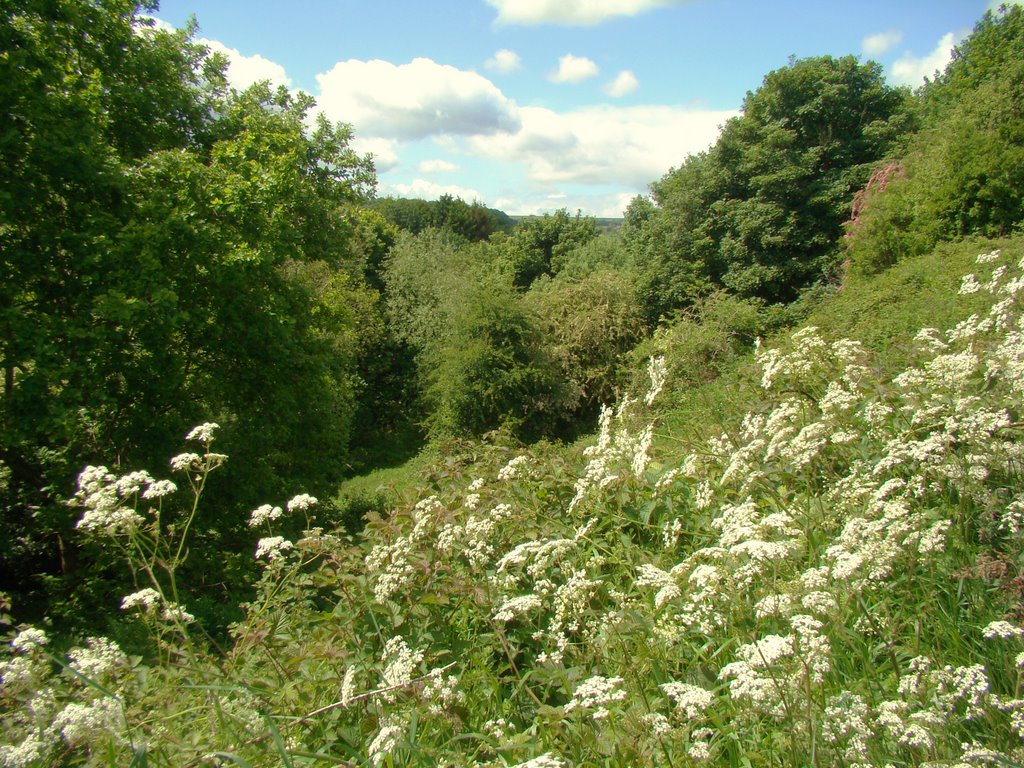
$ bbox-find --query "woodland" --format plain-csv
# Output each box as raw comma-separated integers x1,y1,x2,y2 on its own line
2,2,1024,766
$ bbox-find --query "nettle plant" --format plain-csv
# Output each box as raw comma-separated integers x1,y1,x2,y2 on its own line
4,247,1024,767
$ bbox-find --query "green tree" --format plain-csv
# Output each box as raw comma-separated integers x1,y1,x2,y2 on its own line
524,270,646,417
847,6,1024,272
499,209,599,288
635,55,910,311
422,279,569,441
0,1,375,625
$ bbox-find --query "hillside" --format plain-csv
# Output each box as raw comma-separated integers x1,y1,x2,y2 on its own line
6,236,1024,766
4,4,1024,766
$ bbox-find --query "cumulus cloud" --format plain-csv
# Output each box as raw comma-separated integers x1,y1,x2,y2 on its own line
861,29,903,57
199,38,292,90
315,57,520,140
418,159,461,173
486,49,522,73
470,104,736,188
386,179,484,202
890,32,957,87
351,136,400,173
487,0,687,26
604,70,639,97
494,189,638,217
550,54,599,84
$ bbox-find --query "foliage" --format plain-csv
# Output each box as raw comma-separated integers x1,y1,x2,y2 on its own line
627,292,765,398
374,196,514,242
632,55,911,313
846,7,1024,274
0,1,376,627
7,244,1024,766
498,210,599,288
421,279,570,441
524,270,647,418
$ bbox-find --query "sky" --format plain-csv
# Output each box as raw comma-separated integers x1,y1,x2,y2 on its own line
148,0,1012,217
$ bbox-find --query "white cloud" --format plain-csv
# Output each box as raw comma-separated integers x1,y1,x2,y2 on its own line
351,136,400,173
470,104,736,188
487,0,687,26
861,29,903,57
418,159,461,173
550,54,599,84
890,32,957,87
604,70,639,97
385,179,484,202
486,49,522,73
494,189,638,217
315,57,520,140
199,38,292,90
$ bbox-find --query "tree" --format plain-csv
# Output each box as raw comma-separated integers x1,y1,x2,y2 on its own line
499,209,599,288
0,1,376,625
846,6,1024,272
422,279,569,441
634,55,911,311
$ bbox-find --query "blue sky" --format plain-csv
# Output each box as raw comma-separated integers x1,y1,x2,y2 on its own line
150,0,1006,217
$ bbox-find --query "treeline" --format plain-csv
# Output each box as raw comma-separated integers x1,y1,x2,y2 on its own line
2,1,1023,636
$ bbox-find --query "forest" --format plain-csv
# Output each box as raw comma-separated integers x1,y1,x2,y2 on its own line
2,1,1024,766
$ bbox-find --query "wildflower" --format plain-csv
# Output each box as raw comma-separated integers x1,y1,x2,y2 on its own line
687,737,712,760
498,455,530,481
185,422,219,442
248,504,283,527
141,479,177,499
645,355,667,405
10,628,49,654
169,452,201,472
421,669,464,715
982,620,1024,639
286,493,317,512
380,636,423,695
255,536,293,561
494,594,543,622
68,637,127,680
114,470,155,496
160,603,195,624
340,666,358,706
52,697,125,745
564,675,626,720
120,588,161,611
0,734,49,768
643,712,672,736
661,681,713,719
368,717,404,767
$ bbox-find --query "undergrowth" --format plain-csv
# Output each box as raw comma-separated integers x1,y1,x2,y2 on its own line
4,240,1024,766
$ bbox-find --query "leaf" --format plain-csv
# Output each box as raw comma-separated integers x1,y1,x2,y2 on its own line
262,713,295,768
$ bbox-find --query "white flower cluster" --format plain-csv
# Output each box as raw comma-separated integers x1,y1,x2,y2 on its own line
364,496,440,603
661,681,713,719
379,636,424,701
255,535,294,561
184,422,219,443
67,637,127,680
119,588,193,624
718,614,831,718
507,753,566,768
563,675,626,720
